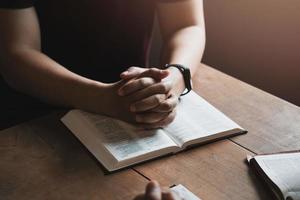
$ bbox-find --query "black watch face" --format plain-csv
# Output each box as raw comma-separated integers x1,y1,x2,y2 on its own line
184,68,192,88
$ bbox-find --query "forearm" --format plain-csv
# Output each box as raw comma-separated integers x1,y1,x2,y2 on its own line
0,48,108,112
160,26,205,95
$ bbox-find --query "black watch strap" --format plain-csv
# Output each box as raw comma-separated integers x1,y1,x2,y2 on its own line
164,64,192,96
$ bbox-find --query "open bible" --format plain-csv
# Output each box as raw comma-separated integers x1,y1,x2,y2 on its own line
61,91,246,171
248,151,300,200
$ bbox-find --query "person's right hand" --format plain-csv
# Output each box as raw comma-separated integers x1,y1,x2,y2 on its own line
117,67,179,129
88,67,176,128
134,181,181,200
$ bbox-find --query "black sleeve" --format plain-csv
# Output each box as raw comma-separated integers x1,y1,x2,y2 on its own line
0,0,36,9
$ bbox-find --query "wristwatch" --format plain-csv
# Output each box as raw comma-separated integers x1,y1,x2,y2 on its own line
164,64,192,96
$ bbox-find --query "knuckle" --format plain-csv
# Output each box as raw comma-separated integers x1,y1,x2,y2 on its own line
162,117,174,126
139,79,149,87
142,78,155,87
149,68,159,75
162,102,173,111
128,66,137,71
154,95,163,104
149,68,156,73
147,78,156,85
158,83,168,93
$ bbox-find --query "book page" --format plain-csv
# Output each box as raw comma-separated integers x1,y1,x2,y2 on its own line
171,184,202,200
78,111,178,162
254,152,300,200
164,91,243,146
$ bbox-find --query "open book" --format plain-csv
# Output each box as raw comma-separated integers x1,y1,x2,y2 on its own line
247,151,300,200
61,91,246,171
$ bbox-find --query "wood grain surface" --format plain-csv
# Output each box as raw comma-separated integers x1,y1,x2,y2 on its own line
134,140,273,200
1,64,299,199
0,113,147,200
193,64,300,154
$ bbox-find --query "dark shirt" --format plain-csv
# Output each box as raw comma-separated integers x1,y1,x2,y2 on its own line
0,0,157,110
0,0,156,81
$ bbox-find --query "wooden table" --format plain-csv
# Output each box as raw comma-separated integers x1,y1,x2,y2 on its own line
1,64,299,200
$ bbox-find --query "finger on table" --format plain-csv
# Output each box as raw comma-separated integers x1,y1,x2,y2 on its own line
145,181,162,200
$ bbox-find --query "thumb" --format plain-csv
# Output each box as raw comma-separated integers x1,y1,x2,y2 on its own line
139,68,169,80
120,67,169,81
145,181,162,200
120,67,147,80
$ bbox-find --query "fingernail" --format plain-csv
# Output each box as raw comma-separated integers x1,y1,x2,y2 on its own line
121,71,128,77
150,180,160,188
147,181,161,198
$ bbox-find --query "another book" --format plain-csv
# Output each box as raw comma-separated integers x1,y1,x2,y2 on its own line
61,91,246,171
170,184,201,200
247,151,300,200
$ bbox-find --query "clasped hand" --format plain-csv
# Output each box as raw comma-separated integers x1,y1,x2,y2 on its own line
107,66,180,129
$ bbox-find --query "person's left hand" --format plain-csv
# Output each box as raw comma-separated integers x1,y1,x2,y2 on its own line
133,181,182,200
118,67,183,129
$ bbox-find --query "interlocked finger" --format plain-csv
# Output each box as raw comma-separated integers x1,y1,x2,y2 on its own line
119,77,157,96
135,111,170,124
130,94,167,112
138,109,176,129
131,81,172,102
152,95,178,113
120,66,147,80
